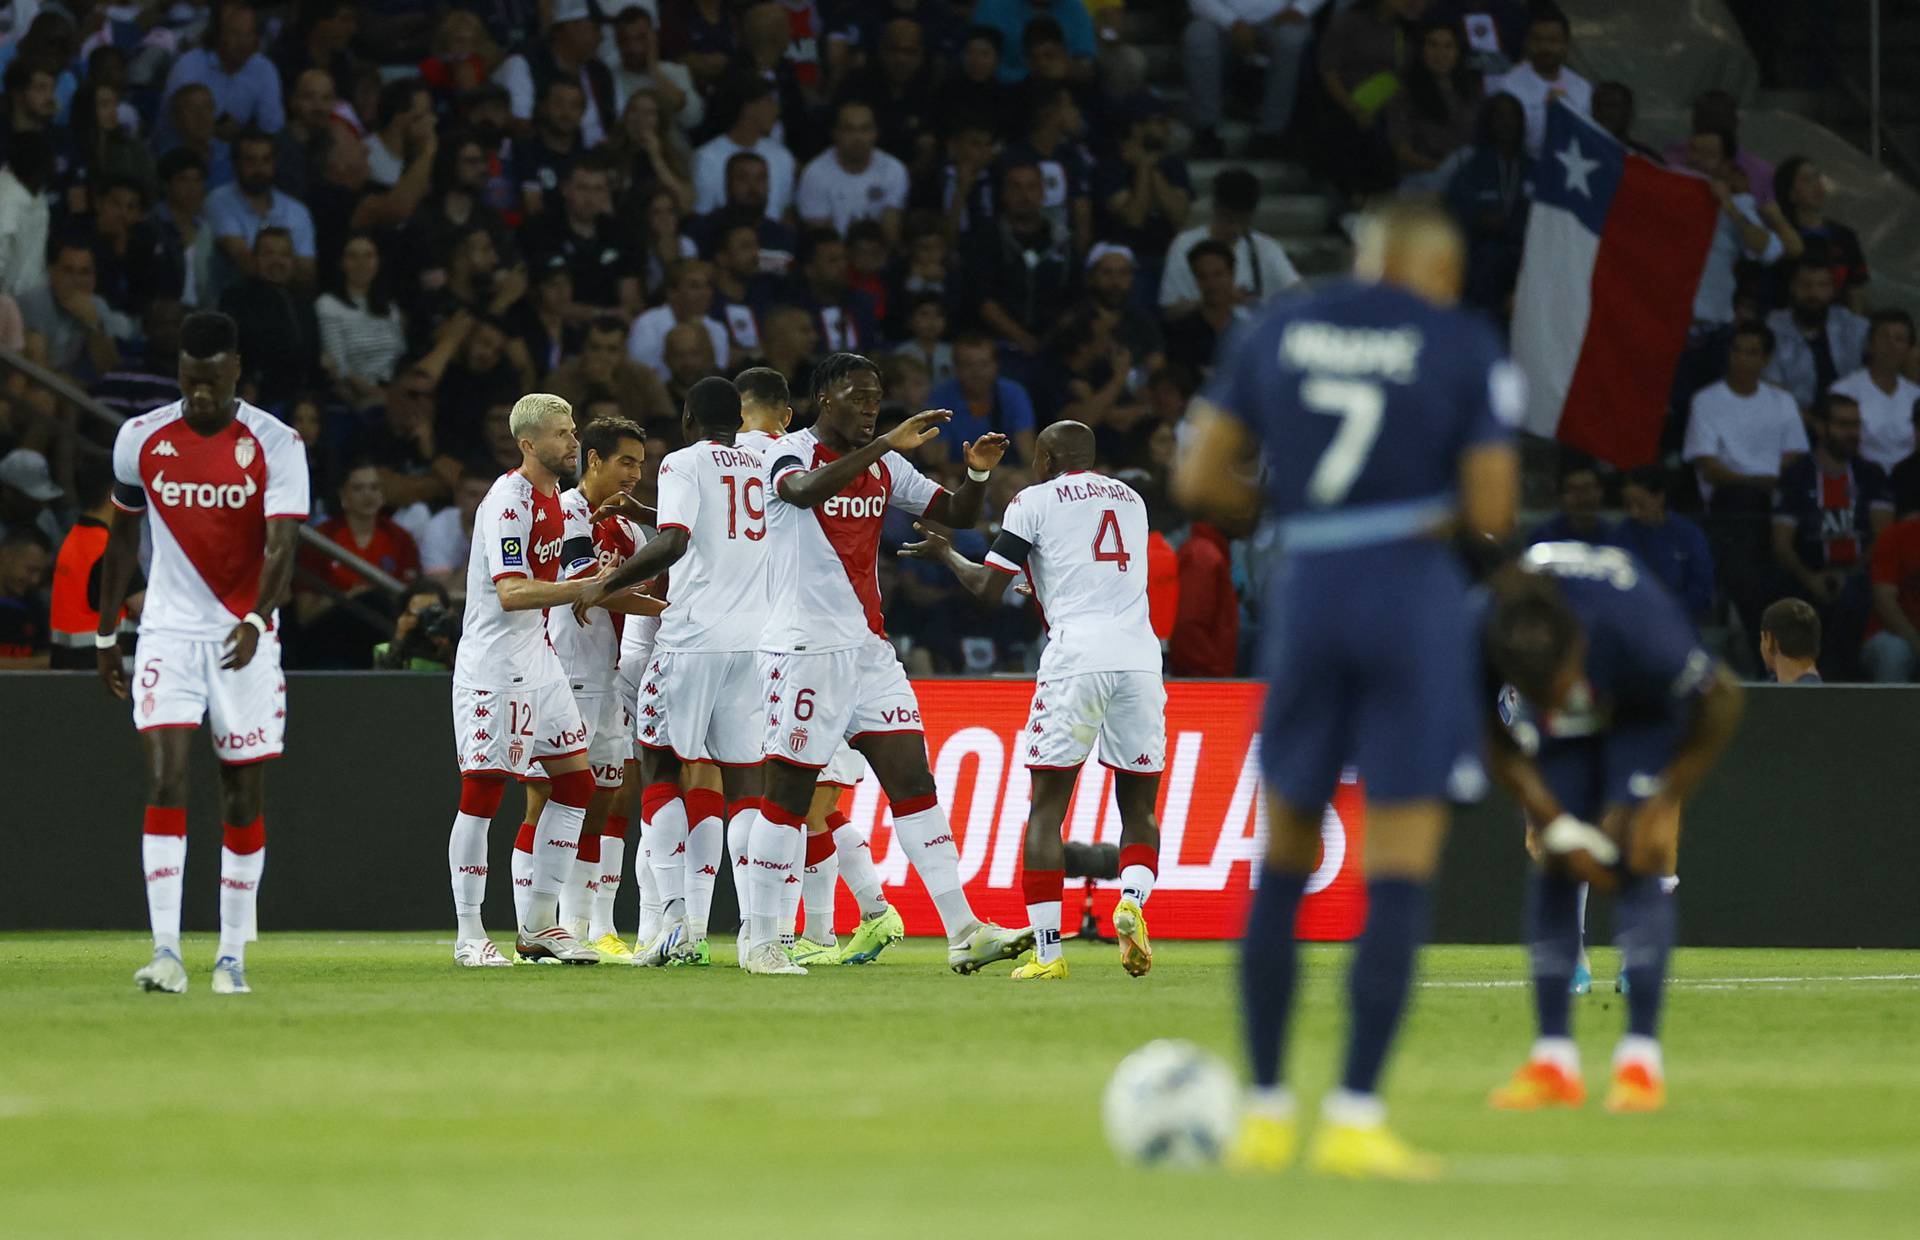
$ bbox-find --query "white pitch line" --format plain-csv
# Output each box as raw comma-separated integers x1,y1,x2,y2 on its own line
1421,974,1920,990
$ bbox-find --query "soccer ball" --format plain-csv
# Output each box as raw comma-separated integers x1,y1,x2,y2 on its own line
1101,1040,1238,1167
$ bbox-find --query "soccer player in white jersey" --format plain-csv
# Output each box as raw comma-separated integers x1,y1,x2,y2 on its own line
747,351,1032,975
577,377,777,967
510,418,658,962
95,311,310,996
903,421,1166,979
446,393,615,967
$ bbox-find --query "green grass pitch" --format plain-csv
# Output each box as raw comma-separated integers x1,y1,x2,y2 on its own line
2,935,1916,1239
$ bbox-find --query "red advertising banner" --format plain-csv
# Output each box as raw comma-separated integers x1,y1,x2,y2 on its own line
831,679,1367,941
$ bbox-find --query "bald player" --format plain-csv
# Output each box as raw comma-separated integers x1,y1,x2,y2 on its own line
1175,200,1523,1178
902,421,1165,981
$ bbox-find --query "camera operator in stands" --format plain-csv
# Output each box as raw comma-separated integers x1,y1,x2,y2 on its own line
373,580,461,672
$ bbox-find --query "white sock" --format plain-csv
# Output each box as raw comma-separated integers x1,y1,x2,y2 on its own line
804,851,838,942
1530,1036,1580,1073
747,814,800,949
142,833,187,953
1614,1035,1663,1074
833,823,889,918
589,832,623,941
891,803,976,940
510,843,533,930
1321,1087,1386,1128
1028,899,1063,964
1247,1085,1295,1121
1119,865,1155,906
685,813,722,941
217,845,265,962
643,795,690,908
778,876,799,946
636,836,663,944
448,813,490,942
730,806,758,931
525,796,586,932
559,854,596,936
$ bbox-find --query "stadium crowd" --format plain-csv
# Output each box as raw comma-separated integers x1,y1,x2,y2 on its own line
0,0,1916,683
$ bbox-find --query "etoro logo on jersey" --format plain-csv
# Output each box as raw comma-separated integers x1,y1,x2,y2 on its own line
151,470,259,510
820,494,886,519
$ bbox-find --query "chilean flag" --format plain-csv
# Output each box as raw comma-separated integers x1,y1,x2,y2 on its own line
1512,103,1719,468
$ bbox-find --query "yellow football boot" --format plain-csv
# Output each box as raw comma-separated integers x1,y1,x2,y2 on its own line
1009,955,1068,980
1224,1112,1297,1172
1307,1122,1442,1181
1112,898,1152,977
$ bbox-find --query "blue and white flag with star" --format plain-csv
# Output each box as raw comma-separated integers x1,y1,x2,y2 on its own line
1511,103,1719,468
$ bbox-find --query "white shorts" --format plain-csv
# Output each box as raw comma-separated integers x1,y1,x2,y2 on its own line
761,635,921,769
1023,671,1167,775
131,631,286,764
452,678,587,779
580,689,629,788
636,648,763,766
820,742,867,789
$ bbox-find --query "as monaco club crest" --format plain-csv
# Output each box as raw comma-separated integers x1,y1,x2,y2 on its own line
507,738,525,768
234,437,256,469
787,727,808,756
141,692,155,718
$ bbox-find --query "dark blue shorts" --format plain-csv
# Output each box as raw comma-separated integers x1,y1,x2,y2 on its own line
1258,542,1483,811
1535,719,1684,823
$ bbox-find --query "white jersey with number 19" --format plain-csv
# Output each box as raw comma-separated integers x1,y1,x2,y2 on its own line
987,471,1160,678
653,438,771,653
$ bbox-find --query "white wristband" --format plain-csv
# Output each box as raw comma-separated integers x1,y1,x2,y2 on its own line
94,631,119,650
243,612,268,635
967,467,990,483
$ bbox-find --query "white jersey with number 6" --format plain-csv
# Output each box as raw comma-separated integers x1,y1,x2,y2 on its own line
654,438,772,652
986,471,1160,678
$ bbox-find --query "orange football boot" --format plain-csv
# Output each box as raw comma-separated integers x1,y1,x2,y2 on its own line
1489,1059,1587,1110
1605,1061,1667,1113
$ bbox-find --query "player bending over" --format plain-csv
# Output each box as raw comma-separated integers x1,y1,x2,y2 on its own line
747,353,1031,975
510,418,657,962
902,421,1165,980
446,394,631,967
97,310,310,995
1484,543,1742,1113
1175,201,1521,1178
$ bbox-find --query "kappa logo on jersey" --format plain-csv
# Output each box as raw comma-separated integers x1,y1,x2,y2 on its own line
149,439,178,457
500,508,520,521
234,437,256,468
500,537,524,567
474,706,489,718
1133,754,1153,766
151,470,258,510
822,494,887,519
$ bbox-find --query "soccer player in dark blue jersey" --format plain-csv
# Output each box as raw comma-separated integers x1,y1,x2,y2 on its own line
1173,201,1522,1179
1483,542,1743,1113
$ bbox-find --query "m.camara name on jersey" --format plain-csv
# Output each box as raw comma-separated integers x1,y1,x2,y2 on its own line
822,494,888,519
151,471,259,510
1280,322,1423,383
1052,477,1137,504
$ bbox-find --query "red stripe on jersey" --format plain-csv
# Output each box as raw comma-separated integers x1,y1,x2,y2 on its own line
808,441,890,637
140,419,270,620
526,482,568,583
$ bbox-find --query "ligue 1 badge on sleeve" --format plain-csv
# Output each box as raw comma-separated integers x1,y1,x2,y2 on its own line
234,437,256,469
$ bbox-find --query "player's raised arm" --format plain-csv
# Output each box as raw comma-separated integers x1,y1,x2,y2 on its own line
1171,399,1261,531
774,408,950,509
572,527,687,623
921,432,1008,530
898,522,1015,604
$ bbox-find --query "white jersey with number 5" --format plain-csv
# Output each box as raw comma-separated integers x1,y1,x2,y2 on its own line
986,471,1159,678
654,438,772,652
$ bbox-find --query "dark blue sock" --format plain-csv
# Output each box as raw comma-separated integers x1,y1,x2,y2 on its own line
1615,875,1676,1038
1341,878,1431,1096
1240,867,1309,1089
1527,871,1582,1039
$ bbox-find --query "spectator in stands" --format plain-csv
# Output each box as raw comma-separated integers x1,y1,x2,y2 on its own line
93,298,186,421
271,1,367,94
158,83,234,191
706,212,776,357
218,228,321,406
1528,460,1614,546
363,77,433,190
1685,322,1809,505
208,128,318,289
662,320,721,409
1892,404,1920,518
659,0,742,93
1771,392,1889,669
1095,100,1191,266
430,314,532,427
1171,516,1237,677
1,57,58,162
1764,257,1870,413
162,2,284,137
693,151,795,274
933,118,998,246
418,9,499,107
20,234,137,381
1389,20,1482,192
350,365,456,509
1318,0,1424,196
975,0,1095,83
317,232,407,409
1164,240,1246,380
754,304,819,417
1615,467,1715,622
1181,0,1318,161
0,132,54,297
153,149,215,307
1001,81,1094,258
1771,156,1868,315
1446,90,1529,317
607,87,696,213
1865,508,1920,681
1830,311,1919,473
494,0,614,148
1033,310,1152,465
274,69,338,200
547,314,673,427
0,448,62,543
89,178,180,317
897,293,953,384
1159,168,1300,314
799,99,910,241
70,78,156,202
1759,598,1823,685
791,228,880,354
1589,80,1661,163
692,76,794,219
1485,5,1589,158
417,468,494,591
929,333,1038,464
0,527,51,669
1661,89,1773,204
525,155,641,321
602,5,701,132
295,462,418,669
511,77,588,217
627,259,729,380
1684,126,1797,331
939,26,1015,145
880,350,934,423
1080,243,1163,372
962,161,1074,356
841,17,940,181
307,124,442,290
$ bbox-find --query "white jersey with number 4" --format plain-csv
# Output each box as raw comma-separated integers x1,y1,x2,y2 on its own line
110,401,310,640
654,438,772,652
987,471,1160,678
